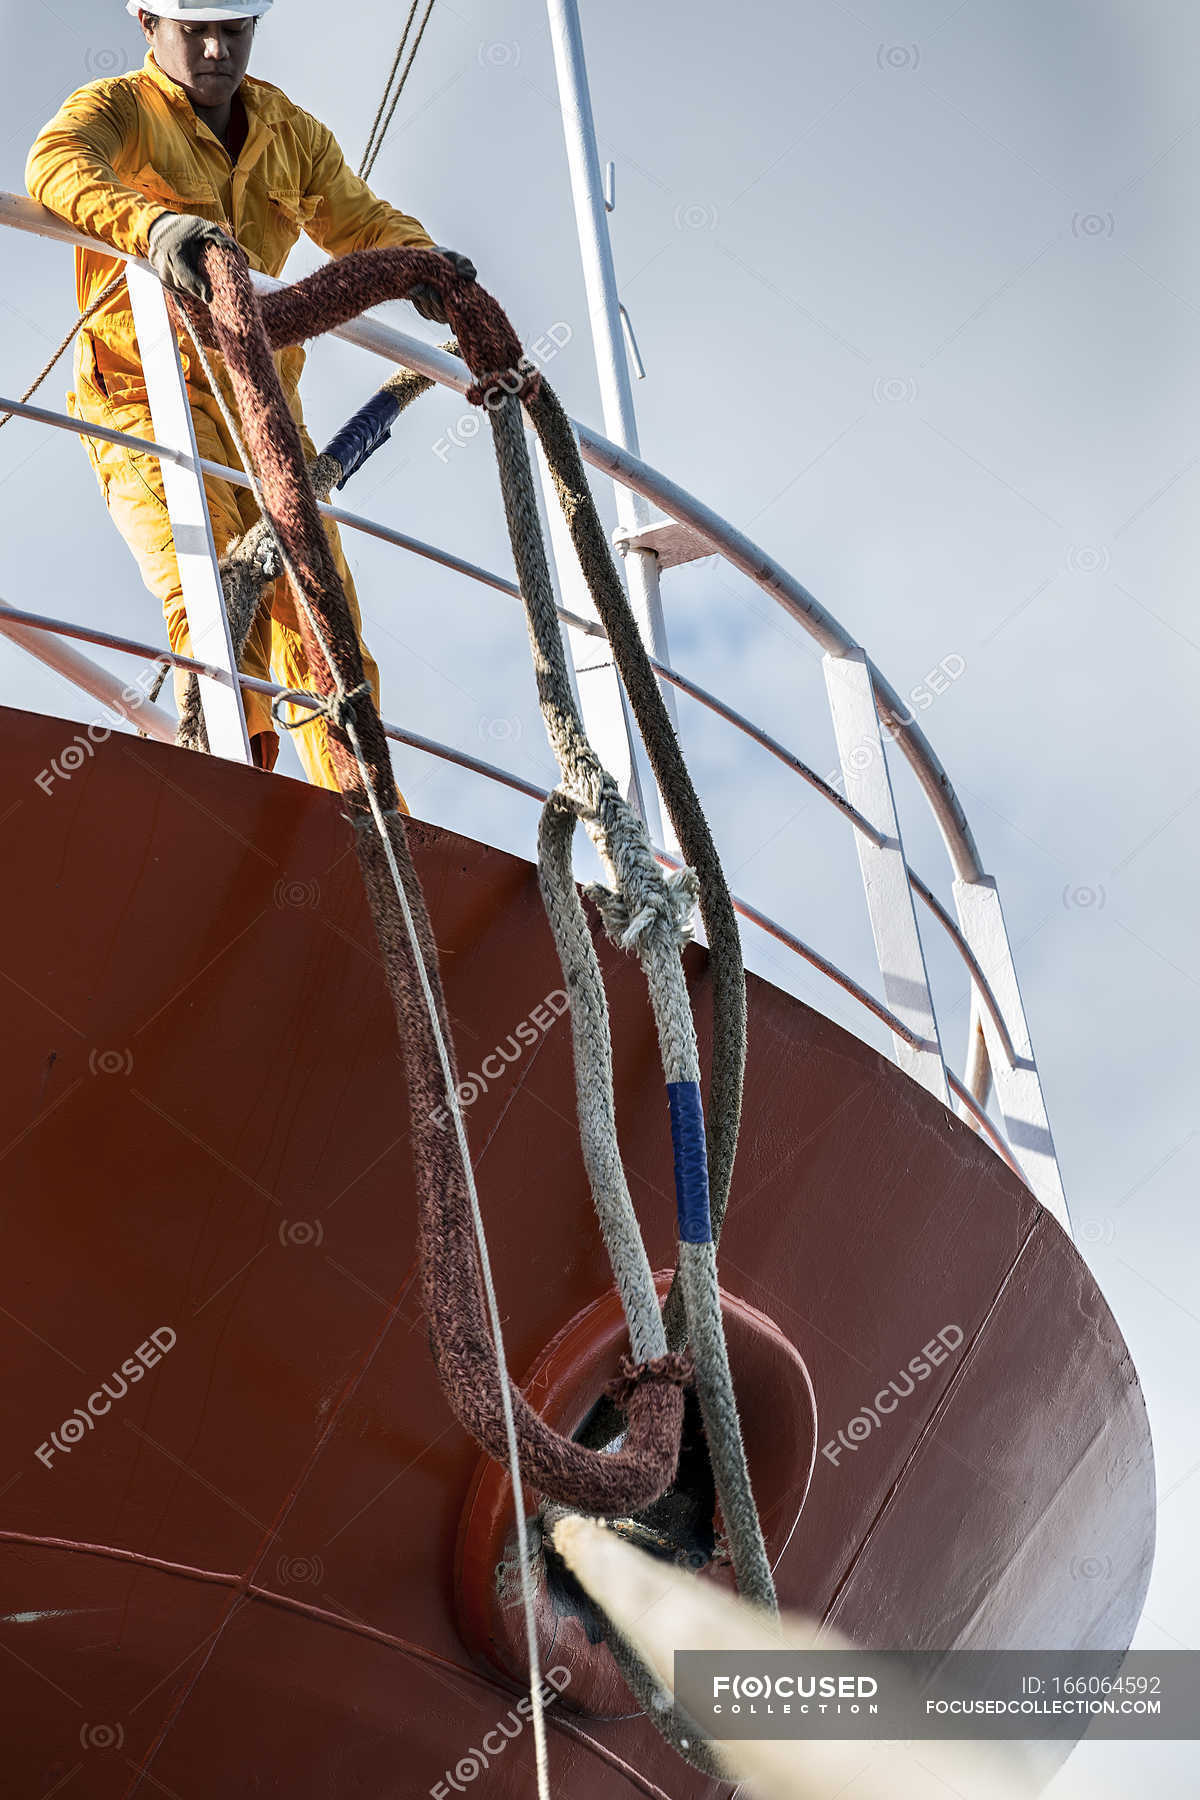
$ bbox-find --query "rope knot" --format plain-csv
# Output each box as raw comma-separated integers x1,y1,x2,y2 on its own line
584,863,700,954
604,1350,694,1414
271,679,372,734
466,365,543,409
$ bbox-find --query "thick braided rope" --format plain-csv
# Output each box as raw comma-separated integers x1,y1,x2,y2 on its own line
190,240,688,1518
487,395,776,1770
488,396,771,1590
525,386,748,1350
282,349,749,1367
189,241,765,1774
538,795,667,1365
490,393,733,1412
176,353,448,753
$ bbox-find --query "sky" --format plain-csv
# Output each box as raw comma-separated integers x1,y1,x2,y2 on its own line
1,0,1197,1794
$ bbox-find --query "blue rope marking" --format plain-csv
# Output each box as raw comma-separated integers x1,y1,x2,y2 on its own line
668,1081,712,1245
321,389,403,490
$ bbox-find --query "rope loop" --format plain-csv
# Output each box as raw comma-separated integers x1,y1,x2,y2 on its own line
466,364,542,409
605,1350,695,1414
585,864,700,956
270,679,372,735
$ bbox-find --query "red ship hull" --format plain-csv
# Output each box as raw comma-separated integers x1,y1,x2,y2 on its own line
0,706,1153,1796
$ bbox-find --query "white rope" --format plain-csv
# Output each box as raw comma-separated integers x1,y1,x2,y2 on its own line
185,324,553,1800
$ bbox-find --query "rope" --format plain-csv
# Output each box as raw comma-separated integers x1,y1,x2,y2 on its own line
179,236,696,1489
175,352,450,754
358,0,439,183
526,385,749,1347
178,284,562,1800
168,237,770,1778
358,0,420,177
0,272,124,431
487,389,774,1776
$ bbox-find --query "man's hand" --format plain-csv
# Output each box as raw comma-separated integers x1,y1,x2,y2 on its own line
409,247,477,324
147,211,237,305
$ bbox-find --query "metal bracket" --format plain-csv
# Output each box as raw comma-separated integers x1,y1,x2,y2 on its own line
612,517,713,571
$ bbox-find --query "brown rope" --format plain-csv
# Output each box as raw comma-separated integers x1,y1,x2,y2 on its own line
192,240,690,1515
0,272,124,431
525,385,748,1352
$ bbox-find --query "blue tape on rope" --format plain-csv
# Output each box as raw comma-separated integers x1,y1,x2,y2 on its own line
667,1080,712,1245
321,389,403,490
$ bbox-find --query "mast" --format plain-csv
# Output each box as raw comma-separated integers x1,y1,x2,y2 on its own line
543,0,678,844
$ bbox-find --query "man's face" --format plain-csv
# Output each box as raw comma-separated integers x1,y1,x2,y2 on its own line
141,14,256,107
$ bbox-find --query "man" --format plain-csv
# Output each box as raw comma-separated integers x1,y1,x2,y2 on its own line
26,0,475,790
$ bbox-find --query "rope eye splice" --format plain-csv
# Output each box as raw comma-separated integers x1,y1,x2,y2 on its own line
175,232,769,1782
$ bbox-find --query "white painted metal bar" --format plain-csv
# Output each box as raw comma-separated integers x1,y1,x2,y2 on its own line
953,878,1070,1230
543,0,678,852
125,262,251,763
824,648,948,1102
0,198,1069,1213
0,593,1016,1068
0,604,1028,1188
0,390,526,602
0,199,984,878
0,616,176,743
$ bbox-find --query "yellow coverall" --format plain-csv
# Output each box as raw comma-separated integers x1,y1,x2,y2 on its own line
26,51,435,790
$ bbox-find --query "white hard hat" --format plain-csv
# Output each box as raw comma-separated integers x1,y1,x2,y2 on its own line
126,1,273,19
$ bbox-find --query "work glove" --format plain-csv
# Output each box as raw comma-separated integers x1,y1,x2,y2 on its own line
408,247,477,323
147,211,237,306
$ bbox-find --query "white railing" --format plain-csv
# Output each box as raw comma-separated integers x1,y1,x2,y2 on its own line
0,193,1069,1231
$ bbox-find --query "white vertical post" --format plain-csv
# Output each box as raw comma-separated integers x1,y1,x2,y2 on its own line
126,263,251,764
0,613,176,745
824,648,948,1102
953,877,1071,1231
544,0,677,851
533,432,655,827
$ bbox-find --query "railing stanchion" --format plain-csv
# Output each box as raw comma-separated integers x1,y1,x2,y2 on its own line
953,878,1070,1230
824,647,949,1103
126,263,251,764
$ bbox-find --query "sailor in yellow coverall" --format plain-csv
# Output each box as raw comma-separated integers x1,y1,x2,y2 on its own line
25,0,474,789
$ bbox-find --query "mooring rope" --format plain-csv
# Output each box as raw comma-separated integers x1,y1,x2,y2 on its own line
170,237,773,1776
178,298,565,1800
175,352,445,756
